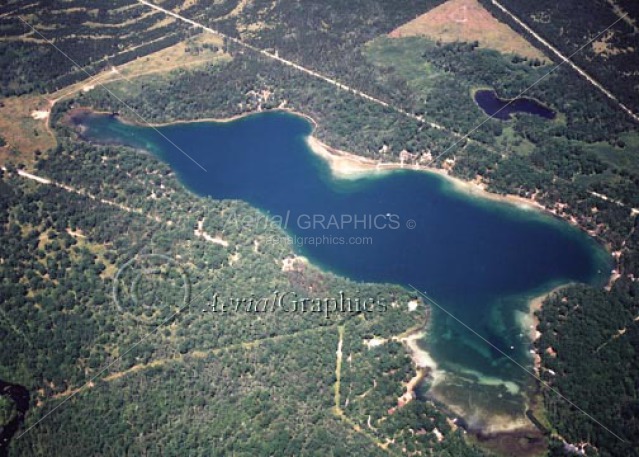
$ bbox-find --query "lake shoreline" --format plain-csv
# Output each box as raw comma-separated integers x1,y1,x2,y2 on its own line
66,106,320,130
526,284,572,374
66,106,618,264
305,134,550,213
64,105,610,442
66,103,612,358
65,106,605,251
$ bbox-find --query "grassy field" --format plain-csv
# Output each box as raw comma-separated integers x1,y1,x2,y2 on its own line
582,131,639,173
493,125,536,156
364,36,442,95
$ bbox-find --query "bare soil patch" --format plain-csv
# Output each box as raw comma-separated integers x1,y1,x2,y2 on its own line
389,0,547,61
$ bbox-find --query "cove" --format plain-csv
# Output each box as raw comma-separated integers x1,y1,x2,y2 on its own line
474,89,556,120
73,110,610,429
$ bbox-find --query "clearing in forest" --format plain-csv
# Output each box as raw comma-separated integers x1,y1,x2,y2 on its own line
389,0,547,61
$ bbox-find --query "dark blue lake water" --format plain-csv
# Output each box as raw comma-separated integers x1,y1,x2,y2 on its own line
474,89,556,120
74,110,609,426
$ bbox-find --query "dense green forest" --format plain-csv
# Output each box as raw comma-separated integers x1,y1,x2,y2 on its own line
1,134,485,455
479,0,639,115
65,31,639,457
537,281,639,457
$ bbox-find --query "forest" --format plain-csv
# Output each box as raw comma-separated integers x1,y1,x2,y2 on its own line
0,131,485,455
479,0,639,115
537,281,639,457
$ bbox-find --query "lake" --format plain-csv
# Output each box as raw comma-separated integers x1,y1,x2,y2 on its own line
72,110,610,430
474,89,556,121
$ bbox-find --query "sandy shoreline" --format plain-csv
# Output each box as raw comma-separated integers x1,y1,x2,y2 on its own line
524,284,571,373
68,105,601,233
527,284,570,340
397,284,569,435
66,105,598,441
398,330,446,387
305,135,547,214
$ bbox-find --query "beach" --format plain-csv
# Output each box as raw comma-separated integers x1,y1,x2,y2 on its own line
305,135,546,213
398,330,446,386
524,284,571,374
65,104,609,245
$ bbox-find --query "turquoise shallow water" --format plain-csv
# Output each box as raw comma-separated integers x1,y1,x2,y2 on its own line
75,110,611,425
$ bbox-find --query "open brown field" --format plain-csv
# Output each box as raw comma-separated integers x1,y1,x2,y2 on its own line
0,33,229,166
389,0,547,61
0,97,55,165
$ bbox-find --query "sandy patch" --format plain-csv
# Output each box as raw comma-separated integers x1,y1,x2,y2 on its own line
364,337,388,349
281,255,308,272
517,284,571,377
397,331,445,384
66,227,86,238
592,30,635,58
456,366,521,395
390,331,445,411
194,218,229,247
30,109,50,120
306,136,390,179
526,285,570,341
389,0,546,61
